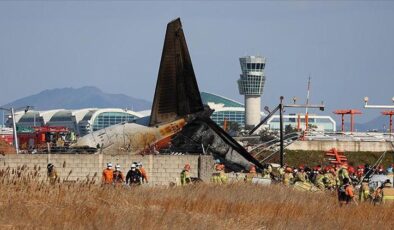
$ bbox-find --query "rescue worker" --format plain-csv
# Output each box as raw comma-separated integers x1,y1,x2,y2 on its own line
278,165,286,181
137,162,148,183
338,178,355,206
262,164,272,179
382,179,394,204
113,164,125,186
314,170,326,190
47,163,58,185
102,162,114,185
359,178,370,202
295,166,308,183
337,164,351,187
180,163,192,185
212,159,227,184
283,167,294,186
126,164,142,186
245,164,257,183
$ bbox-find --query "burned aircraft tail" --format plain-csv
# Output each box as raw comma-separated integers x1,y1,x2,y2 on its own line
149,18,204,127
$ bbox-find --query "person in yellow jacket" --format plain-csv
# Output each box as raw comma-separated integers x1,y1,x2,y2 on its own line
47,163,58,185
245,165,257,183
180,163,191,185
382,179,394,204
359,179,370,202
295,166,308,183
212,159,227,184
337,164,350,186
315,170,326,190
283,167,294,186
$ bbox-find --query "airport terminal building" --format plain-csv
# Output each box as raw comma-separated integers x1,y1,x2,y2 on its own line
8,108,143,137
5,93,336,136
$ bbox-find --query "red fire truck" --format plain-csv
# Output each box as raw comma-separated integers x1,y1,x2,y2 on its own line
18,126,70,150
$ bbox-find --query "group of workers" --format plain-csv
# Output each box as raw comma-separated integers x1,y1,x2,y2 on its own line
102,162,148,186
46,157,394,206
180,159,229,185
279,163,394,205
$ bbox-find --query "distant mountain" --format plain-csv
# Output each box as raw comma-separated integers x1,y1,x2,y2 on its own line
1,86,152,111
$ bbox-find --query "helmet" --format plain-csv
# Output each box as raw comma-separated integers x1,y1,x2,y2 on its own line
184,163,191,170
215,159,221,163
47,163,54,169
285,167,292,173
131,163,136,168
137,162,142,167
107,162,113,168
115,164,120,169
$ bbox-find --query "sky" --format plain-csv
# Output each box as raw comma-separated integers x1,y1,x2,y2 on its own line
0,1,393,123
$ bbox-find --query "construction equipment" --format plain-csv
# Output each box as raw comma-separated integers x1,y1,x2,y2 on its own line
325,148,348,166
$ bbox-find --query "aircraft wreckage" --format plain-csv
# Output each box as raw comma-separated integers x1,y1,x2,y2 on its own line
75,18,265,171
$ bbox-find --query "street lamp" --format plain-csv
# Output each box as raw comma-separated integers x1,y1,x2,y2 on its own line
364,96,394,109
0,106,34,154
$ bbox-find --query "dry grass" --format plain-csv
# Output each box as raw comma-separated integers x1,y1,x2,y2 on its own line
0,166,393,230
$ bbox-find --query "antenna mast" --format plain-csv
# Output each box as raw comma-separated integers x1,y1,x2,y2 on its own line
305,75,311,131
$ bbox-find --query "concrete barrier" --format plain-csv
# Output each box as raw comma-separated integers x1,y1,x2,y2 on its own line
0,154,214,186
288,140,394,152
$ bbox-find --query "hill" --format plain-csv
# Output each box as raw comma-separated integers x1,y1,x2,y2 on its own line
1,86,152,111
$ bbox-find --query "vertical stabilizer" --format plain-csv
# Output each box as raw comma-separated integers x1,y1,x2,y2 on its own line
149,18,204,127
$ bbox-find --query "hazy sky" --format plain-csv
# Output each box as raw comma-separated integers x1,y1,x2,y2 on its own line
1,1,393,123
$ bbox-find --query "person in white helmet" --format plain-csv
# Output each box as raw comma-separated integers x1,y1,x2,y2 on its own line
113,164,125,186
137,162,148,183
102,162,114,185
126,164,142,186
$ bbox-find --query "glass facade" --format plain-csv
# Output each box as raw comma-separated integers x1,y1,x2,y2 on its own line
92,112,138,131
17,112,44,127
211,110,245,127
238,56,266,96
237,75,265,95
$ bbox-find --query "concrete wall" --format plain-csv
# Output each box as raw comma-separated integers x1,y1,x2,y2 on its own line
288,140,394,152
0,154,214,186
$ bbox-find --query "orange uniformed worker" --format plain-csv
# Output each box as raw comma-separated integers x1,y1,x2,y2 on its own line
102,162,114,184
137,162,148,183
113,164,125,186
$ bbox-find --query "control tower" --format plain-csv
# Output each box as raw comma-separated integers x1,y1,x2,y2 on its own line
237,56,266,129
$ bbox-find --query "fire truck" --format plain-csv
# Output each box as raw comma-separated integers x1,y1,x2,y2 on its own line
18,126,70,150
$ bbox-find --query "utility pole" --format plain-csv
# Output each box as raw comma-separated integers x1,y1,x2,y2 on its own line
11,108,19,154
279,96,284,167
